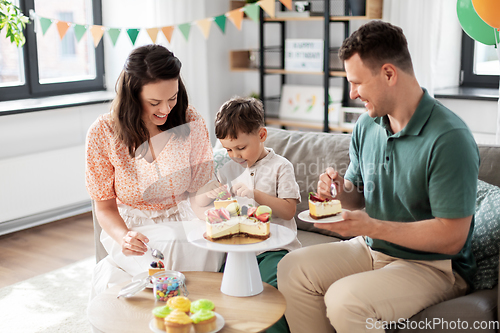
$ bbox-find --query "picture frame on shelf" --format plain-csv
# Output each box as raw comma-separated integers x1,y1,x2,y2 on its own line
279,84,343,125
340,107,366,128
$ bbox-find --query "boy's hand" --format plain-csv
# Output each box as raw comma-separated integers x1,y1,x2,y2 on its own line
231,183,254,199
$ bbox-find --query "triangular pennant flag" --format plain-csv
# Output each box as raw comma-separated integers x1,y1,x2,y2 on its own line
39,17,53,35
214,14,226,34
258,0,275,18
196,18,212,39
161,26,174,43
73,24,87,42
127,29,140,45
279,0,293,10
146,28,159,44
227,9,244,30
178,23,191,41
56,21,71,40
90,25,105,47
244,3,261,22
107,28,121,46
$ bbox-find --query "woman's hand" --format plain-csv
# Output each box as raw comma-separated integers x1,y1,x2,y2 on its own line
120,230,148,256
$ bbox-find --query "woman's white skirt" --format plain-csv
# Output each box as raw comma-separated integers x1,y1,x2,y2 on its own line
90,200,224,298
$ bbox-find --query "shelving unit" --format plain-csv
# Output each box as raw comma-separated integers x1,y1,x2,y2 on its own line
228,0,383,132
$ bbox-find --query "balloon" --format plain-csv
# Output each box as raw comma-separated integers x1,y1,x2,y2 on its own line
457,0,498,46
472,0,500,29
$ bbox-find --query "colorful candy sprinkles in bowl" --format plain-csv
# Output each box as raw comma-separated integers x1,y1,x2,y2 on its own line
151,270,188,302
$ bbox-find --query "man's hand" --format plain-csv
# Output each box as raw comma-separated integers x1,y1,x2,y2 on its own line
317,167,344,199
314,209,372,237
120,230,148,256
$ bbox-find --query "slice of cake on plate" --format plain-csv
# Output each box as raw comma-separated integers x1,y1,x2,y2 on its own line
308,192,342,219
213,189,237,209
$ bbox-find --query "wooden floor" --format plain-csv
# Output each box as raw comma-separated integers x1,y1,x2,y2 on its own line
0,212,95,288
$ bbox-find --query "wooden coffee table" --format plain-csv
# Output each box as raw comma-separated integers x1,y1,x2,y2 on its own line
88,271,287,333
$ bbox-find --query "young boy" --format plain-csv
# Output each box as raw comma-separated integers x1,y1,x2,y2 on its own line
197,96,301,333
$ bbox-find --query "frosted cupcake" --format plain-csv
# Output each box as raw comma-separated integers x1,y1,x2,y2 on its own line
190,299,215,313
164,309,193,333
167,296,191,314
191,309,217,333
152,305,172,330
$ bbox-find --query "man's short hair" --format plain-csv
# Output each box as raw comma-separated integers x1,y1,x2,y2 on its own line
215,97,265,140
339,20,414,74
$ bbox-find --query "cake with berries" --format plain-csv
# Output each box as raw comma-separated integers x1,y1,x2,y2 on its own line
205,203,271,241
213,189,237,209
308,192,342,219
149,260,165,276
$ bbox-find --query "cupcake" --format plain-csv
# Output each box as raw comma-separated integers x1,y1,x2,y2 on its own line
152,305,172,330
191,309,217,333
164,309,193,333
190,299,215,313
167,296,191,314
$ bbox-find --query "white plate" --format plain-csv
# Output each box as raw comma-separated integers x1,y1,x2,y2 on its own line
298,209,348,223
149,312,225,333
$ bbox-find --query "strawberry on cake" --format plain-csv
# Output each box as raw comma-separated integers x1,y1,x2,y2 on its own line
308,192,342,219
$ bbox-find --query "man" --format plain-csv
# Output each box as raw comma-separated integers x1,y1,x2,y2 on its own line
277,20,479,333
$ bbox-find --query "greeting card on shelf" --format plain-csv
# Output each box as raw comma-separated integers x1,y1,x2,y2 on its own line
285,39,323,72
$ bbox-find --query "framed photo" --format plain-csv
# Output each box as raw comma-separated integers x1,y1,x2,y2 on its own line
279,84,343,124
341,107,366,128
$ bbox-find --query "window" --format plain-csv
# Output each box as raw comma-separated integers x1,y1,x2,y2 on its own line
461,32,499,88
0,0,104,101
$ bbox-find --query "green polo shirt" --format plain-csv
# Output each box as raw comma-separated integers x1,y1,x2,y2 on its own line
344,89,479,284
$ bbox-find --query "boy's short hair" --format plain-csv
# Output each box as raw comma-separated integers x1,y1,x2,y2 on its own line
339,20,413,74
215,97,265,140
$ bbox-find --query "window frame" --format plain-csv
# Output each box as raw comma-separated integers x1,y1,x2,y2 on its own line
0,0,105,102
460,31,499,89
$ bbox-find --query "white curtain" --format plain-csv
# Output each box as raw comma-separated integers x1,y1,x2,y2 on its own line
382,0,462,97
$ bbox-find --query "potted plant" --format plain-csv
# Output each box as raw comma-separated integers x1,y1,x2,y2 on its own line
0,0,29,46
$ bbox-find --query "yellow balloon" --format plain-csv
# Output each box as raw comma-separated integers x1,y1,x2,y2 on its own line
472,0,500,29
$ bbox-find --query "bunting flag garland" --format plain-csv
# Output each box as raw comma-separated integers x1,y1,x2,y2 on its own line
244,3,261,23
178,23,191,41
107,28,121,46
196,18,212,39
127,28,140,45
227,9,244,30
74,24,87,42
30,0,286,48
146,28,159,44
90,25,105,47
161,26,174,43
214,14,227,34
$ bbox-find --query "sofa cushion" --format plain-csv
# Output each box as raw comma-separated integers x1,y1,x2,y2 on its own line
478,145,500,188
471,180,500,290
265,127,352,238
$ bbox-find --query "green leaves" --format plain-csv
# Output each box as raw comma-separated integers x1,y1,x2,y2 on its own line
0,0,30,47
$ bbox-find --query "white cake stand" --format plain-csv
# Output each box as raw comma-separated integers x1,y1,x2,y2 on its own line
187,224,295,297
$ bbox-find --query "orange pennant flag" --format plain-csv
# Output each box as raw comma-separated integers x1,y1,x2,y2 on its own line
90,25,105,47
196,18,212,39
258,0,276,18
56,21,71,40
279,0,292,10
227,9,244,30
146,28,159,43
161,26,174,43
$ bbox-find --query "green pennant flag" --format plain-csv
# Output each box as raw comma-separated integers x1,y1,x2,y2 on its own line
107,28,121,46
127,28,140,45
73,24,87,42
39,17,53,35
244,3,260,23
178,23,191,41
214,14,226,34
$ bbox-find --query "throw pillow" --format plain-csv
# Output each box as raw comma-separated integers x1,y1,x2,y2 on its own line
470,179,500,290
213,149,231,175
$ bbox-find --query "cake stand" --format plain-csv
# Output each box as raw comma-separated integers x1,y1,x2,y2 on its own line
187,224,295,297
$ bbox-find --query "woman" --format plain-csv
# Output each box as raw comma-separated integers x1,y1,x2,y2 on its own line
86,45,223,296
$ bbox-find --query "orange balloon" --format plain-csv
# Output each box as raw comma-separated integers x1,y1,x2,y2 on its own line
472,0,500,29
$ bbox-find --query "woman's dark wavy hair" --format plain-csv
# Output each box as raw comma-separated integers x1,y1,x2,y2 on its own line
111,44,190,158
